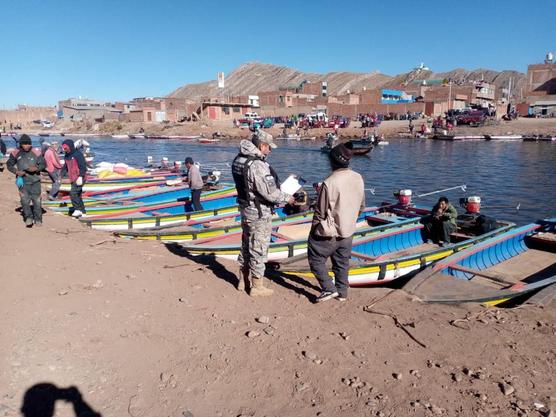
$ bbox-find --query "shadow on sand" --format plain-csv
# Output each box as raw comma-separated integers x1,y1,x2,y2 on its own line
164,243,319,301
20,383,101,417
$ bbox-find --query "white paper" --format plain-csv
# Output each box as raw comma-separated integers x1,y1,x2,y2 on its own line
280,175,303,195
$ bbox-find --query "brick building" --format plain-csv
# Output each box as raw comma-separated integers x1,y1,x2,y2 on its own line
199,97,255,121
525,53,556,117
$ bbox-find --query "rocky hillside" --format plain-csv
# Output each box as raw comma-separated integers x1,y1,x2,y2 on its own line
168,62,526,100
385,67,526,99
168,62,392,99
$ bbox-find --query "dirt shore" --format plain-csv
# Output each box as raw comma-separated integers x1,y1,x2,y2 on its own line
12,117,556,141
0,173,555,417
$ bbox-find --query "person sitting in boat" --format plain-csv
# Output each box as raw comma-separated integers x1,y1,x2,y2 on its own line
423,196,458,247
325,132,336,149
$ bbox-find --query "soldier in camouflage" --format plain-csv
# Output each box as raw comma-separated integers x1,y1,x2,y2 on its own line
231,131,294,296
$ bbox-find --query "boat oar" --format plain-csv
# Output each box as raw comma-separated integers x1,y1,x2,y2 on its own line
416,184,467,198
374,184,468,211
482,203,521,211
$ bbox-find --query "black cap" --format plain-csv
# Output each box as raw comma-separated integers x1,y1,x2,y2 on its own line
185,157,194,164
329,143,352,168
19,134,32,145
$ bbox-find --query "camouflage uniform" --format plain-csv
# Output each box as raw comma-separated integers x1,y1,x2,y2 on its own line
232,137,290,292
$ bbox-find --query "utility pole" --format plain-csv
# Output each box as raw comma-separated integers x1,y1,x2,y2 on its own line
448,80,452,111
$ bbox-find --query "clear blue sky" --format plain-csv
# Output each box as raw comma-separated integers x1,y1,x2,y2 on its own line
1,0,554,108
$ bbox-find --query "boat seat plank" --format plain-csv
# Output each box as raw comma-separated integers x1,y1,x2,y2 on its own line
484,249,556,284
449,264,514,285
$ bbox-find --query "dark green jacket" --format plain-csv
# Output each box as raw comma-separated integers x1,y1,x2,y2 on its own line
433,203,458,226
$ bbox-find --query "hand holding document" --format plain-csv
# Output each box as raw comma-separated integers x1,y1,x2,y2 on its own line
280,174,306,195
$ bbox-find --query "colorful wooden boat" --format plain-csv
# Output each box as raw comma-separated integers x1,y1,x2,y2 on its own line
50,188,235,216
179,211,422,261
115,207,310,243
77,190,237,219
43,180,172,207
46,182,234,211
272,219,514,286
80,202,241,231
52,179,174,193
403,219,556,306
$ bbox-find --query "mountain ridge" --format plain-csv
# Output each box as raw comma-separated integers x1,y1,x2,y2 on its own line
168,62,526,100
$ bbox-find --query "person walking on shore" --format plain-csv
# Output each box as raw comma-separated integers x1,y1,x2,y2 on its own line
44,141,63,200
308,143,365,303
185,157,204,211
61,139,87,218
232,131,294,296
6,134,46,227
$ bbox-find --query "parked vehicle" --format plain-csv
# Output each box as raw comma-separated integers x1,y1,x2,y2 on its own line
456,110,487,126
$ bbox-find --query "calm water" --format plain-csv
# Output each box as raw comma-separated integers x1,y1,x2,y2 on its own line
26,135,556,224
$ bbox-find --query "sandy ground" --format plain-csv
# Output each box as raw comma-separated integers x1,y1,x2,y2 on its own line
0,172,555,417
12,117,556,141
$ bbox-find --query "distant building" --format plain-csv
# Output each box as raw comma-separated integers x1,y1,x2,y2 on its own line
123,97,190,123
0,105,56,125
200,97,255,121
58,98,121,122
525,52,556,117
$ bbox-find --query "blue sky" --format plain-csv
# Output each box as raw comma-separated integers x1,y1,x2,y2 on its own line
1,0,554,108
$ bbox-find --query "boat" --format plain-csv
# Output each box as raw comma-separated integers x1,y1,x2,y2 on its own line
320,139,374,155
43,180,172,207
115,207,311,243
403,219,556,306
49,186,236,216
485,135,523,141
62,186,235,214
275,134,316,141
346,138,375,155
198,138,220,144
112,134,129,139
432,135,486,141
80,203,241,231
179,210,422,261
52,179,177,193
522,135,556,142
271,215,514,286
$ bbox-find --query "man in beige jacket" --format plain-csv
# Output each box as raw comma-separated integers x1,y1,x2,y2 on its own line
308,143,365,303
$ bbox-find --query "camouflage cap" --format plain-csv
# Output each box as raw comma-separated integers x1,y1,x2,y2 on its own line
253,130,277,149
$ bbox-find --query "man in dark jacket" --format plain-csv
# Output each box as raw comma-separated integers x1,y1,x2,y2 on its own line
0,134,7,172
60,139,87,217
7,134,46,227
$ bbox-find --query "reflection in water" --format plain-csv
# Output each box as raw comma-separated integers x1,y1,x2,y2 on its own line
38,136,556,224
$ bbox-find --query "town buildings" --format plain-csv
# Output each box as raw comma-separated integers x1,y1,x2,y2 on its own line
524,52,556,117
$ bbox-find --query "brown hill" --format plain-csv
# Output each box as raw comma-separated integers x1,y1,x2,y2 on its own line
384,67,526,99
168,62,526,100
168,62,392,99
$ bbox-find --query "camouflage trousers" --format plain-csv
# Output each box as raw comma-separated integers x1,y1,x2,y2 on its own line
238,212,272,279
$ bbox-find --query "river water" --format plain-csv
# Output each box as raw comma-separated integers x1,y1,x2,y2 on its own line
23,135,556,224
